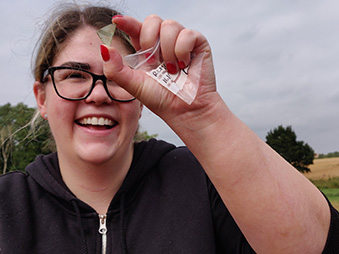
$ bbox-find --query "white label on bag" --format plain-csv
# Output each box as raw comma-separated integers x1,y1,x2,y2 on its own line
146,63,189,95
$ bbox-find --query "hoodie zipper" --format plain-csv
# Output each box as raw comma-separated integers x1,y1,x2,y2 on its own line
98,214,107,254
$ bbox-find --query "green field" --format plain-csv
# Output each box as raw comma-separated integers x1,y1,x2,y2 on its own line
304,158,339,210
320,188,339,210
309,177,339,210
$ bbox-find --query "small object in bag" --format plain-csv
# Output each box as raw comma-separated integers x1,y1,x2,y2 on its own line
97,24,116,46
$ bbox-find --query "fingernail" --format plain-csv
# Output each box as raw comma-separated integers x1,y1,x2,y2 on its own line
166,62,178,74
100,45,110,62
178,61,186,70
112,15,123,21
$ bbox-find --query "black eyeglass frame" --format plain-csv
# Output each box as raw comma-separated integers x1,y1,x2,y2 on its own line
44,66,136,102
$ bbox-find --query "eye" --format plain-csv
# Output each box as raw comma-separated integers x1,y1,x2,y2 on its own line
65,70,86,80
54,69,90,82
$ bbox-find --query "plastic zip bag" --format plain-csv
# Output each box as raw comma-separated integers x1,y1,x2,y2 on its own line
98,25,203,104
124,38,204,105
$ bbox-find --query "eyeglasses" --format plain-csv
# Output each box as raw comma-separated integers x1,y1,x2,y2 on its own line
43,66,136,102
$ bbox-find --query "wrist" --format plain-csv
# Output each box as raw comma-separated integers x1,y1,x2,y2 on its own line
166,93,234,145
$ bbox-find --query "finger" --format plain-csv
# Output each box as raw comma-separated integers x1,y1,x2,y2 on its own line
112,15,142,50
101,45,170,108
101,45,145,98
175,29,201,68
139,15,163,50
160,19,185,74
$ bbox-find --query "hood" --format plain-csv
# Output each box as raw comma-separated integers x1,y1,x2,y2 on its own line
25,138,176,210
26,151,75,202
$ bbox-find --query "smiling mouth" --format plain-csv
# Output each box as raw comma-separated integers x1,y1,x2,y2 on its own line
76,117,117,129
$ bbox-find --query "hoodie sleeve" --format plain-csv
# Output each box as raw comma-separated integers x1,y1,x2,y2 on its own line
207,177,256,253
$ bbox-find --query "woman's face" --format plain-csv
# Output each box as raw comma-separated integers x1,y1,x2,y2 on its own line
34,25,142,166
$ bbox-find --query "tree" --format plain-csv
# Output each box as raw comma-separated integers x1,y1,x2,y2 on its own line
0,103,158,174
0,103,51,174
266,125,315,173
318,151,339,159
0,124,14,174
134,130,158,142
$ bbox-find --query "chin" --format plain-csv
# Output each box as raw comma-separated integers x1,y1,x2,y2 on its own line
75,144,117,164
79,152,115,165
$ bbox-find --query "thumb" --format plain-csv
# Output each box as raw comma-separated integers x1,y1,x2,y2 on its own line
100,44,146,99
100,45,174,112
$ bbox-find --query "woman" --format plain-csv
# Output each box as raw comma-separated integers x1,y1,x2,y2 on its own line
0,3,337,254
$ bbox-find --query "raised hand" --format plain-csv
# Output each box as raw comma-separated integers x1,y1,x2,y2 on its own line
101,15,219,128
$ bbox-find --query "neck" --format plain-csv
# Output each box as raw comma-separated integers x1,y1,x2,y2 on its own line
58,143,134,215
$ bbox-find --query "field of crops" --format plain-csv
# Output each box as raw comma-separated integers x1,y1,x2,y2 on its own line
307,157,339,179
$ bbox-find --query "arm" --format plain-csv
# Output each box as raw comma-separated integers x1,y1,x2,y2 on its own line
102,15,331,253
177,97,330,253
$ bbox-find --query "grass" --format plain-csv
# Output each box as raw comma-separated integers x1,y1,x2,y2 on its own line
310,177,339,210
303,158,339,210
310,177,339,189
319,188,339,210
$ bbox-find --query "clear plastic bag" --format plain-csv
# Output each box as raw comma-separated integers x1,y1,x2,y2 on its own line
124,39,204,105
97,24,204,105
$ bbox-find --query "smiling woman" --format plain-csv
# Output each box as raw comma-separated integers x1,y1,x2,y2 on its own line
34,23,143,203
0,2,339,254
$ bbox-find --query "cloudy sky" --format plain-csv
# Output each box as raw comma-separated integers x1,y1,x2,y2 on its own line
1,0,339,154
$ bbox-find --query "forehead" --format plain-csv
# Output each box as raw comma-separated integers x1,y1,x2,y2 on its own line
52,25,129,67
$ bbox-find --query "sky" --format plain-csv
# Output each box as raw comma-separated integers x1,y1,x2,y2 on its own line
1,0,339,154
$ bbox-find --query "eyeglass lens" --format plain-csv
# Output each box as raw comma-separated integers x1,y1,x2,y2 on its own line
52,68,134,101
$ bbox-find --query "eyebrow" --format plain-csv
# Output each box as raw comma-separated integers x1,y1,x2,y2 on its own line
59,62,91,70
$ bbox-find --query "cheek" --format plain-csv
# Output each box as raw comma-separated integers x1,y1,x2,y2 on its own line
47,98,70,116
45,84,73,110
121,103,142,127
45,91,76,128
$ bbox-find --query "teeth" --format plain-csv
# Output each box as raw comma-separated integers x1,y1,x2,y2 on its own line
79,117,114,126
91,117,98,125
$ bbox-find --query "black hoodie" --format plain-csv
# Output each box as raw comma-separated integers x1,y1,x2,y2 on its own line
0,139,338,253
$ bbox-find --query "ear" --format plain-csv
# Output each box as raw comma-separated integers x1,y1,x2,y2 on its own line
33,81,47,119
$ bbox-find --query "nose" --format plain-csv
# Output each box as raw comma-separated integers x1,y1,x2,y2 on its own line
84,80,112,105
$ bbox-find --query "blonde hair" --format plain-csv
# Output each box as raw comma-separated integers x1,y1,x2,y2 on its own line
33,3,135,82
30,3,137,148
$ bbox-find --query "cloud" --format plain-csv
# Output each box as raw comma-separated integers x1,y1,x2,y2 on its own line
1,0,339,153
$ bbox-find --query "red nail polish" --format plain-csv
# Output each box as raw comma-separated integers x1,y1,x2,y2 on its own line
178,61,186,70
112,15,123,22
166,62,178,74
100,45,110,62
